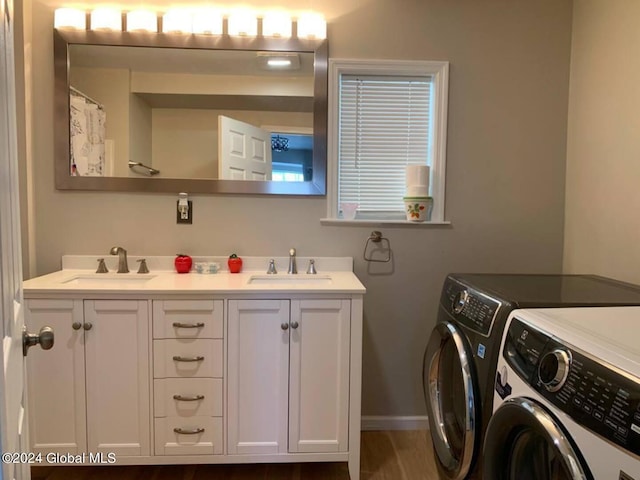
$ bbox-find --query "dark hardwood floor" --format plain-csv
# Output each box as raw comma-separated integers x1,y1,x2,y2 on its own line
31,430,438,479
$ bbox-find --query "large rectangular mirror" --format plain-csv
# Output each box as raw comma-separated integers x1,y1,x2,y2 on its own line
54,29,327,195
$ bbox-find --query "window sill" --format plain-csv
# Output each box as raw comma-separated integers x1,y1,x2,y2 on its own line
320,218,452,227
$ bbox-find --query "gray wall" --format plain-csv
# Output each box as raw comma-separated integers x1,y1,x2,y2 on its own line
26,0,573,417
564,0,640,285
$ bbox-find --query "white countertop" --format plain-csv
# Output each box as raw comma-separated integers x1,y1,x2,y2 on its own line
23,256,366,296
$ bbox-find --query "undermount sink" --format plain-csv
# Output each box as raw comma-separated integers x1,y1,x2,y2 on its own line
61,274,156,287
247,274,333,285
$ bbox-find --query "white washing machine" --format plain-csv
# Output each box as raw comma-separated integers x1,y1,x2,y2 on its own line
483,307,640,479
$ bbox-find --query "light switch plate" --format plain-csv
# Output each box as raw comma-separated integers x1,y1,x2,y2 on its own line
176,200,193,224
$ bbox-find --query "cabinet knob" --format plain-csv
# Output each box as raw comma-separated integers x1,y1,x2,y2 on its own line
281,323,289,330
290,321,299,329
72,322,82,330
83,322,93,331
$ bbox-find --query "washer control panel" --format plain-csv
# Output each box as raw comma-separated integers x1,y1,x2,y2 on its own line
505,318,640,457
442,279,502,336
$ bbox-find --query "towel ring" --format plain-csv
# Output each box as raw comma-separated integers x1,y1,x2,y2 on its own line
363,231,391,263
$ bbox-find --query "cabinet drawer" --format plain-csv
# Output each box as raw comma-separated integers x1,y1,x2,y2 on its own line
154,378,222,418
153,300,223,339
154,417,222,455
153,339,223,378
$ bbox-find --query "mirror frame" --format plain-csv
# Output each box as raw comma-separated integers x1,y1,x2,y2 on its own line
54,29,328,195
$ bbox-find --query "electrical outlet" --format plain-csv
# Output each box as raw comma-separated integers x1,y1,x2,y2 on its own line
176,200,193,224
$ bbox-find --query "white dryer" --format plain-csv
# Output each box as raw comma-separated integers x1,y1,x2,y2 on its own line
483,307,640,479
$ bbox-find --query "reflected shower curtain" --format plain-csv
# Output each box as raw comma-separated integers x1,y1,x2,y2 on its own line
70,91,106,176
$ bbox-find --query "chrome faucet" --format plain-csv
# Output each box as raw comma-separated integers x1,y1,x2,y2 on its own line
110,246,129,273
287,248,297,274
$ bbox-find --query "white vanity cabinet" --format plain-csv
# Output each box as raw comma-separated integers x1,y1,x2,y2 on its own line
227,298,351,455
25,298,150,456
23,259,364,479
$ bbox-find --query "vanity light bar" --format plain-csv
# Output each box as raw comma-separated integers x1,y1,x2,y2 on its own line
54,7,326,39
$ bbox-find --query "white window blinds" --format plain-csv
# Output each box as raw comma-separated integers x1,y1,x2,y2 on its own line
338,75,433,214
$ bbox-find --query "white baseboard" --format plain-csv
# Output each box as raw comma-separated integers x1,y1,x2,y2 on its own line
361,415,429,431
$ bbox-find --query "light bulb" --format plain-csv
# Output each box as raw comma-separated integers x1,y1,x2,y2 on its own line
127,10,157,33
90,8,121,31
262,11,292,38
192,9,223,35
297,13,326,39
54,8,86,30
162,9,192,34
228,10,258,36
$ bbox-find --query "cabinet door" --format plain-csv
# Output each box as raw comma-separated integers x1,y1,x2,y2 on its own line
84,300,150,456
227,299,290,454
26,299,87,454
289,299,351,453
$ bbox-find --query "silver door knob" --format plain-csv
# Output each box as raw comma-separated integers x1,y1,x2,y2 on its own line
281,323,289,330
72,322,82,330
83,322,93,331
290,321,299,329
23,326,55,356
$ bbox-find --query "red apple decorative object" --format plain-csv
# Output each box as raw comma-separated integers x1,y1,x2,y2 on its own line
228,254,243,273
174,254,192,273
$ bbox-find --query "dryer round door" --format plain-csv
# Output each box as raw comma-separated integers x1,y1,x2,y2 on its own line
423,321,480,480
483,397,592,480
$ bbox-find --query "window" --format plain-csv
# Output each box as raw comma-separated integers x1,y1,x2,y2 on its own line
272,162,305,182
327,60,449,222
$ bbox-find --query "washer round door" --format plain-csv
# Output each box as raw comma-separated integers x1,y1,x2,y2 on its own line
483,397,593,480
423,321,480,480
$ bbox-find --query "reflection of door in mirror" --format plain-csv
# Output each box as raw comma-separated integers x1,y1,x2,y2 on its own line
218,115,272,181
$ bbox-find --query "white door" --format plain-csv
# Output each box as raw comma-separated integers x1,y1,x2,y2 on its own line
289,300,351,453
26,300,86,455
227,300,289,454
218,115,272,181
1,0,30,478
84,300,150,456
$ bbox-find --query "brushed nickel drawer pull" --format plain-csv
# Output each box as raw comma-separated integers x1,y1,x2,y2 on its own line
172,322,205,329
172,355,205,362
173,427,205,435
173,394,205,402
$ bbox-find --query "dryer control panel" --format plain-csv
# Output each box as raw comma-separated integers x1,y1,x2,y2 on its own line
442,279,502,336
505,318,640,457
